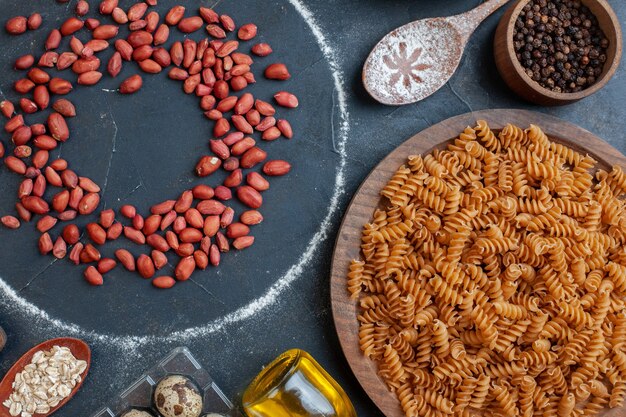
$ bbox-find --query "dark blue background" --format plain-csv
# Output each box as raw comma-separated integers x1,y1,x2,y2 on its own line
0,0,624,416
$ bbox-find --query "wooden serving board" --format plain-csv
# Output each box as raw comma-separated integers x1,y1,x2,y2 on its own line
330,109,626,417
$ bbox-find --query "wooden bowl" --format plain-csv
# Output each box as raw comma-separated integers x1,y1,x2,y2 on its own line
0,327,6,353
330,109,626,417
494,0,622,106
0,338,91,417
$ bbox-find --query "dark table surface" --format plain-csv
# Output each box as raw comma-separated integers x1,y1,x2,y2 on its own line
0,0,624,416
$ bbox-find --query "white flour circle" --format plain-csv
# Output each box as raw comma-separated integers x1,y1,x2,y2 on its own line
0,0,349,353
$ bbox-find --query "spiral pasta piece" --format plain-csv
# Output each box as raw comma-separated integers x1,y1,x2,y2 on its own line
475,120,501,153
407,155,424,173
379,344,406,383
433,357,480,383
423,154,448,178
395,382,419,417
526,124,550,147
483,153,500,188
390,173,428,208
559,301,595,330
610,380,626,408
446,225,471,263
606,165,626,196
606,262,626,294
509,292,539,313
543,365,568,396
499,123,528,148
421,388,454,414
490,383,519,416
413,394,438,417
470,305,498,349
359,323,376,358
347,260,364,299
429,275,464,306
495,319,530,355
511,161,530,197
453,376,477,414
431,319,450,358
424,175,452,197
557,392,576,417
382,165,411,200
612,349,626,376
465,137,489,161
398,294,415,329
497,160,513,192
414,305,439,327
561,329,593,366
611,312,626,350
449,338,466,361
385,240,410,278
520,350,557,368
584,201,603,231
454,150,483,172
527,158,560,180
493,300,528,320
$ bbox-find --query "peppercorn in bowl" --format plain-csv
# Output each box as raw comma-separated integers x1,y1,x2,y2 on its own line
494,0,622,105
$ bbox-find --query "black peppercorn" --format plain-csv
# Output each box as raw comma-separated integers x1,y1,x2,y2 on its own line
512,0,609,93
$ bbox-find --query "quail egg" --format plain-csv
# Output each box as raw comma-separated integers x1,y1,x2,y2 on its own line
154,375,203,417
121,410,153,417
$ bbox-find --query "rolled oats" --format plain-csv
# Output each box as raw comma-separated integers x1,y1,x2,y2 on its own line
2,346,87,417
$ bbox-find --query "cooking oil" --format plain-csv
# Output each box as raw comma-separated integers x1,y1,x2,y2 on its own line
242,349,356,417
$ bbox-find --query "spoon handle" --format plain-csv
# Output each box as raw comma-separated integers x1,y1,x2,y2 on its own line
449,0,511,44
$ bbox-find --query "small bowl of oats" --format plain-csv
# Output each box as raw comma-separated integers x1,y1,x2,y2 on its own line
0,338,90,417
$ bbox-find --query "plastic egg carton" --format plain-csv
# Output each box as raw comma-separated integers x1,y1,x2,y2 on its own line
92,346,239,417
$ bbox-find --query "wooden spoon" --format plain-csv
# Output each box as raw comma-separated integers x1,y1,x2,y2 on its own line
0,338,91,417
363,0,510,105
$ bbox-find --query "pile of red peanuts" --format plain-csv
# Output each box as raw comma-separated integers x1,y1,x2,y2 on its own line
1,0,298,289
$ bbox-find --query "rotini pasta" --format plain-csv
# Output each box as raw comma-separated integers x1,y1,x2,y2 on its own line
349,121,626,416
